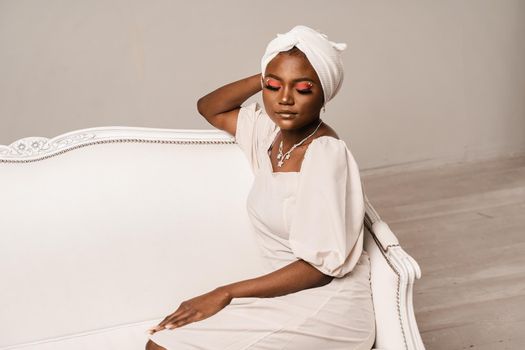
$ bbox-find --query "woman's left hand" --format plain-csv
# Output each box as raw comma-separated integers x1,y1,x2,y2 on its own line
148,287,232,334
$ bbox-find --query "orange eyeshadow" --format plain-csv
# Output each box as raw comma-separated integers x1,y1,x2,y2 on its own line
266,78,281,88
295,82,313,90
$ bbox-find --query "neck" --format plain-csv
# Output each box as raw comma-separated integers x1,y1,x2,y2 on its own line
280,118,322,148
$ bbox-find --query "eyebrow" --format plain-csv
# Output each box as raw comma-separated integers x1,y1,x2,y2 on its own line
265,73,316,84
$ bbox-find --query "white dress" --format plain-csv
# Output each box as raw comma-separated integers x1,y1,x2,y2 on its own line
149,102,376,350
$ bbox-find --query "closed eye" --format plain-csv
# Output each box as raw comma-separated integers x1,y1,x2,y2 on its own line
264,85,313,94
264,84,279,91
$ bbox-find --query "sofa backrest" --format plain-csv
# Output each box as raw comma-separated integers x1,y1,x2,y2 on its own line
0,127,270,347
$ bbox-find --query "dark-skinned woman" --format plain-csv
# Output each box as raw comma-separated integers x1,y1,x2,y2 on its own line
146,25,375,350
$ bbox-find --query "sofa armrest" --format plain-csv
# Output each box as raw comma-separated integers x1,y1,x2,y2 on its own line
364,193,425,350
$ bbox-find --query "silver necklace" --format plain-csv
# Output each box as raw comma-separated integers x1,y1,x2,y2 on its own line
269,119,323,168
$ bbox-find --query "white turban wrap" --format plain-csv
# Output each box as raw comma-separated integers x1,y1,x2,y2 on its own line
261,25,347,107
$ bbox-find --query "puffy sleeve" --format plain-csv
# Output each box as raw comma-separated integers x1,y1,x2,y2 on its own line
234,101,277,173
288,137,366,278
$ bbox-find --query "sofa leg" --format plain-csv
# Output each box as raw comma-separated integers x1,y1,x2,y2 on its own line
146,339,167,350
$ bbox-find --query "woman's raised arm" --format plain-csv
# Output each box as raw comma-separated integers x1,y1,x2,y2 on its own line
197,73,262,137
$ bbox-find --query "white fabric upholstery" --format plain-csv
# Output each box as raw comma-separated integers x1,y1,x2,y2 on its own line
0,320,159,350
0,127,424,350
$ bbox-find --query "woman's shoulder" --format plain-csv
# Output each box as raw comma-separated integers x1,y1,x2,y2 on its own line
307,135,346,160
318,122,340,139
304,125,357,167
308,124,344,148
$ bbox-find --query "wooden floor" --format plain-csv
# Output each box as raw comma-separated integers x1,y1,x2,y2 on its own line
361,155,525,350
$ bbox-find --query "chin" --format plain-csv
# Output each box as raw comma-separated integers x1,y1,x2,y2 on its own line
270,116,294,125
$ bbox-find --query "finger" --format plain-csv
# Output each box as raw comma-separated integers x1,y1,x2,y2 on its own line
152,309,194,333
166,313,198,329
149,311,201,334
157,306,188,328
164,309,196,329
153,314,174,330
148,313,181,334
149,315,174,333
163,308,193,326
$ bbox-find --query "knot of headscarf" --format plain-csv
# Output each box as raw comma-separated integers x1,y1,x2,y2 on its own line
261,25,347,107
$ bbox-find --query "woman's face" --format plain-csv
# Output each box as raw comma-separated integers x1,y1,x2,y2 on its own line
262,52,324,131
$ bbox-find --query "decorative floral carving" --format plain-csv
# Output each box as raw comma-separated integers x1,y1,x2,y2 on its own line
1,133,96,158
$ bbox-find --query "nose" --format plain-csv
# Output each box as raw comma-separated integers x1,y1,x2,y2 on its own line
278,85,294,105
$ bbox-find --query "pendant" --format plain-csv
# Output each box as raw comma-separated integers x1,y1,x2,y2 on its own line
273,119,322,169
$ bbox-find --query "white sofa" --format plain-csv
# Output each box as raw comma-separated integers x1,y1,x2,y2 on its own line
0,126,425,350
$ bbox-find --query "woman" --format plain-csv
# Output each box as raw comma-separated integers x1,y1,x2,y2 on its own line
146,25,375,350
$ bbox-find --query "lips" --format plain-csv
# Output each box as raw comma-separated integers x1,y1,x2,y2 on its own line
276,111,297,118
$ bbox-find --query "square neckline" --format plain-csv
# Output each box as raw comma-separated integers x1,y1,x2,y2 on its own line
265,129,339,176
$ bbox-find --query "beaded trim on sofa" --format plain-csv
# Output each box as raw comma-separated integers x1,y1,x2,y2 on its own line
0,127,236,163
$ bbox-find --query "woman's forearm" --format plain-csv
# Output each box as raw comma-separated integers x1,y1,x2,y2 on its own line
197,73,262,118
217,259,334,299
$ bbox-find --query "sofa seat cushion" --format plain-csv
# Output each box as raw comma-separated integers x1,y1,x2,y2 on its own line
1,319,160,350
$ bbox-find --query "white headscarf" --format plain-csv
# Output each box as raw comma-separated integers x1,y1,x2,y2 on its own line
261,25,347,108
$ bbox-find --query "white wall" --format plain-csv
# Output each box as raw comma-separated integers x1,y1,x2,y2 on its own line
0,0,524,172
